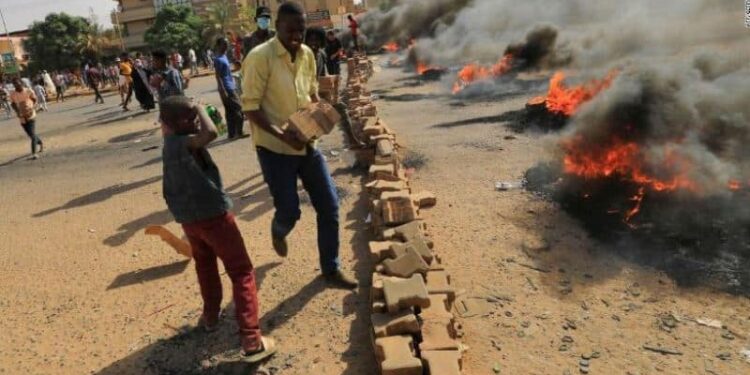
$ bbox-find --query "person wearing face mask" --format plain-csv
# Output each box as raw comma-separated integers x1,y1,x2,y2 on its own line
242,7,276,60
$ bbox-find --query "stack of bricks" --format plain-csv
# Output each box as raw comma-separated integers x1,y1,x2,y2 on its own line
285,101,342,143
342,54,466,375
318,75,340,104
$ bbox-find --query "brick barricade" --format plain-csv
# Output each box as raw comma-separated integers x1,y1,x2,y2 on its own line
339,53,465,375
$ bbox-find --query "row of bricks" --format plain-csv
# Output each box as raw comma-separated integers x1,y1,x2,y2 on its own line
342,62,465,375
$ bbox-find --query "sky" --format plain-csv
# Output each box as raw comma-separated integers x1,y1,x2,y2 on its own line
0,0,115,33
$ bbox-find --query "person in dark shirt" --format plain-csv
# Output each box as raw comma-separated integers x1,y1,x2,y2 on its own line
214,37,246,139
158,96,276,363
324,30,343,75
242,6,276,60
305,27,327,77
86,64,105,104
150,50,184,101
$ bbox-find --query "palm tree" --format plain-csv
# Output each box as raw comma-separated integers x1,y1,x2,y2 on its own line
203,0,236,42
80,24,119,61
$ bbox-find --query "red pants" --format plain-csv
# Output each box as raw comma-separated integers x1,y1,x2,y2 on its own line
182,212,261,351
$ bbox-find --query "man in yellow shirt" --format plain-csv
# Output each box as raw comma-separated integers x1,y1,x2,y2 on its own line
118,52,134,111
242,1,357,289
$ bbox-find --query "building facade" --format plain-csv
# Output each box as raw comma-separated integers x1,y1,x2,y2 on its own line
111,0,364,50
0,30,30,75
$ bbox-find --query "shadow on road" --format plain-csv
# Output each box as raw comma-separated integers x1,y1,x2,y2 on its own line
94,262,282,375
33,176,162,217
107,259,192,290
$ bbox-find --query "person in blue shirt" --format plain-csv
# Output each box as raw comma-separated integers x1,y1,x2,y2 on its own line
214,37,246,140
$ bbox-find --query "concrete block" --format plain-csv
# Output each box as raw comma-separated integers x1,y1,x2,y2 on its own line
370,164,397,181
381,198,418,226
366,180,409,196
369,241,399,263
382,221,433,248
382,246,429,278
383,274,430,313
412,191,437,208
425,270,455,303
419,318,460,351
374,336,422,375
377,139,394,157
419,294,454,321
371,310,420,338
390,238,434,264
421,350,462,375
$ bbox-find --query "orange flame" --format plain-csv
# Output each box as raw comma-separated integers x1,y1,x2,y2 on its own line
544,70,618,116
728,180,741,191
562,137,702,223
416,61,442,75
452,54,514,94
383,41,400,53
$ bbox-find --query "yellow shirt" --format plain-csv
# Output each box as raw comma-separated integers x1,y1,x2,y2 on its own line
241,37,319,156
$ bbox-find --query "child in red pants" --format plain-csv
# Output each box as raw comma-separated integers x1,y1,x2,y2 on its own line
159,96,275,362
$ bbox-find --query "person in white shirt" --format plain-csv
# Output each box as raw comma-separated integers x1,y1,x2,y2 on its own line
32,80,48,112
188,48,198,77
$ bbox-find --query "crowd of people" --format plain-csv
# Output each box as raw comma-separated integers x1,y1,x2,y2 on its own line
6,1,358,365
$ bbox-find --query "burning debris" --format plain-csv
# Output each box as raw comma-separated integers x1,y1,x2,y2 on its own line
451,26,563,95
524,70,618,128
452,54,514,94
526,61,750,291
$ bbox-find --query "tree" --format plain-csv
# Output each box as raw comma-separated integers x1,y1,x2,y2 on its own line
81,24,121,62
144,5,205,54
23,13,91,73
202,1,255,44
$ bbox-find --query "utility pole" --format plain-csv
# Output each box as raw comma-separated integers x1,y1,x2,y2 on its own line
113,5,125,51
0,7,18,75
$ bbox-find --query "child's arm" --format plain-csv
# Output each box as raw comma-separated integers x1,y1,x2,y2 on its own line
187,104,218,150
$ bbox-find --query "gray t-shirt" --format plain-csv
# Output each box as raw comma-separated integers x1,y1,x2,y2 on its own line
162,135,232,224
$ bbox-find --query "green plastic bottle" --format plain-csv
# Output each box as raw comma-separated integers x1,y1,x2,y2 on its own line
205,104,226,136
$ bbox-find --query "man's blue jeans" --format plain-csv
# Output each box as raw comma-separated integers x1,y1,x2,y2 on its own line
256,146,340,274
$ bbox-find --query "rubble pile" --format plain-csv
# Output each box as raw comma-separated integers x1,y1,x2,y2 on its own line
341,52,466,375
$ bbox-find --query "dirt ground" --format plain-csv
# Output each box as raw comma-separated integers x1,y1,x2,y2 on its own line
1,64,749,375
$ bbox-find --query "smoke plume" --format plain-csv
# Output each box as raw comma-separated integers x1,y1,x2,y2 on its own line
363,0,746,69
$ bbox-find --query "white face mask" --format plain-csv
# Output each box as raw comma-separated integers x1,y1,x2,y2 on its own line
257,17,270,30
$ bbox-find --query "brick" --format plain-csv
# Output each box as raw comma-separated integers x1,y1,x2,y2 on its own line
419,294,454,321
382,221,433,248
366,179,409,196
369,241,399,263
412,191,437,208
420,319,460,351
425,270,456,303
381,198,418,226
374,336,422,375
383,274,430,313
363,124,386,137
377,139,394,157
287,109,321,142
421,350,462,375
390,238,434,264
371,310,420,338
382,246,428,278
315,102,341,131
319,75,338,90
370,164,398,181
363,104,378,117
372,272,402,300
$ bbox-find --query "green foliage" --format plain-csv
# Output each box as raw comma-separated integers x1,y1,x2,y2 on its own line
23,13,91,73
144,5,205,54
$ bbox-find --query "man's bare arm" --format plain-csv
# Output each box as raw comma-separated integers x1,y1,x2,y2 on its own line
187,105,218,150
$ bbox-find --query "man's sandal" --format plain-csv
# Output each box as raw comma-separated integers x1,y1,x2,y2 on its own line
240,337,277,364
